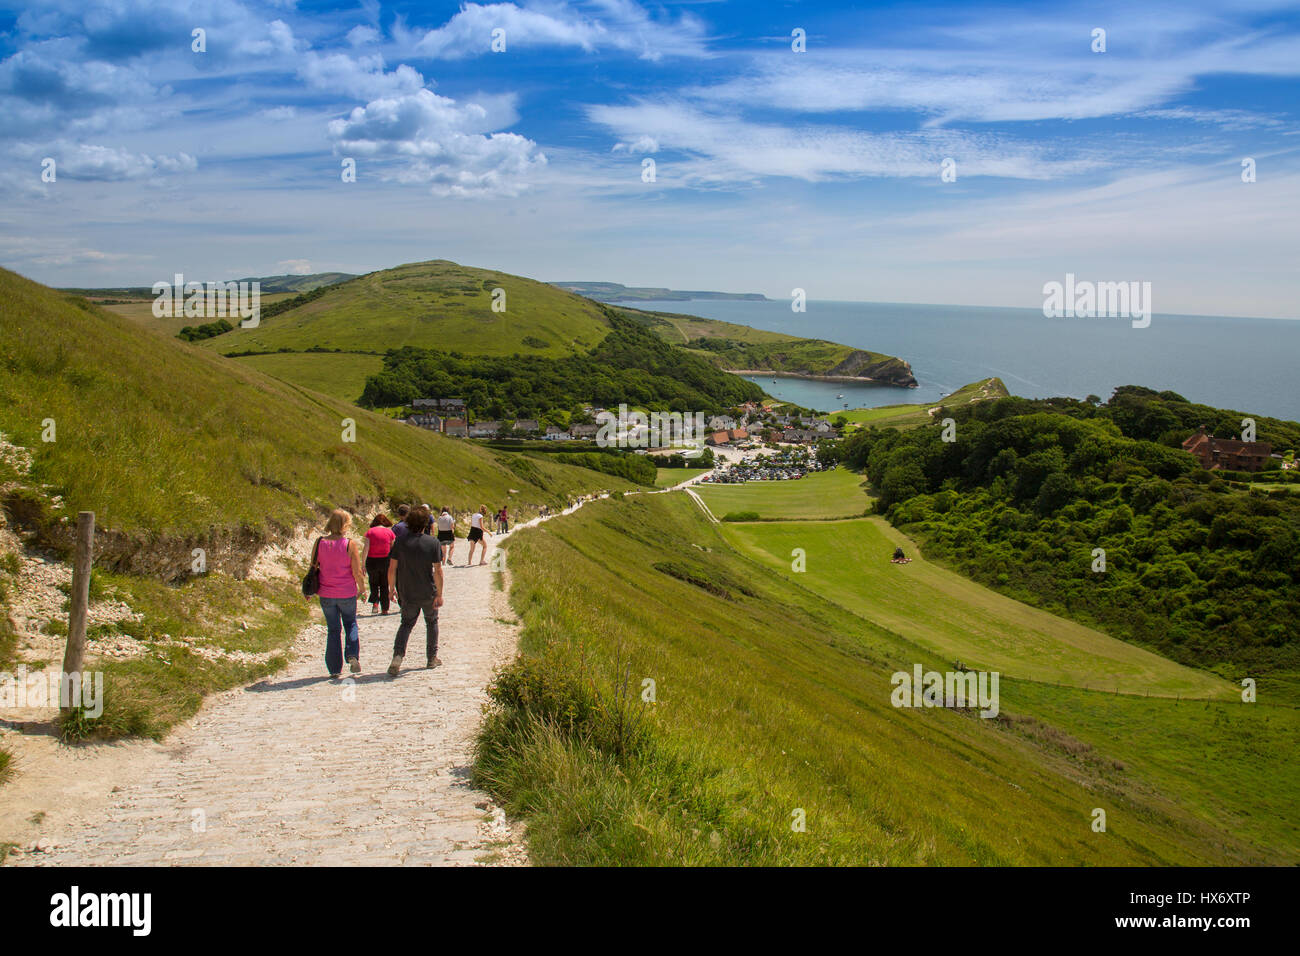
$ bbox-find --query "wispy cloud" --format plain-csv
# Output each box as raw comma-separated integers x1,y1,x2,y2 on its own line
413,0,710,60
587,101,1099,183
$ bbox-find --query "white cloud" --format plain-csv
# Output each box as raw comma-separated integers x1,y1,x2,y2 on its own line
347,25,381,47
686,21,1300,127
298,52,427,100
328,88,546,197
20,142,199,181
1135,107,1288,131
414,0,708,61
612,135,658,154
0,42,164,137
277,258,312,275
587,101,1096,183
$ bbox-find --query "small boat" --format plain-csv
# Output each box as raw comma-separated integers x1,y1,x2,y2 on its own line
837,393,843,398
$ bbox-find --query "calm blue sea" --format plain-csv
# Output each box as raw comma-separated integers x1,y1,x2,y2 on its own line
635,300,1300,422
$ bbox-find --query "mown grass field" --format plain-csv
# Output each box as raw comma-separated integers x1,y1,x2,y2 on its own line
840,378,1008,428
696,467,870,519
232,352,384,405
478,492,1293,865
721,517,1232,699
654,467,711,488
205,260,613,358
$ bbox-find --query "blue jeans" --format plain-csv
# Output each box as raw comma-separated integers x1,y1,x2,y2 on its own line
320,596,360,676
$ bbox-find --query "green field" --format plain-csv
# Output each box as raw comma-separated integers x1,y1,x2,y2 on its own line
205,260,613,359
654,467,711,488
477,492,1294,865
840,378,1008,428
721,517,1232,699
233,351,384,404
695,467,870,519
98,292,299,338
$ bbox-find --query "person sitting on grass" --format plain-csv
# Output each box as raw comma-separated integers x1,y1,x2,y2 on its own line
891,546,911,564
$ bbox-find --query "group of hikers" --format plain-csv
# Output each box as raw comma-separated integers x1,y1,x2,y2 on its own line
306,502,508,680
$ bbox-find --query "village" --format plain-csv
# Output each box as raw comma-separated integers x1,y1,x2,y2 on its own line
401,396,845,449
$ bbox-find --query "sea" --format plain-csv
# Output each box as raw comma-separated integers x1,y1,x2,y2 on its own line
633,300,1300,422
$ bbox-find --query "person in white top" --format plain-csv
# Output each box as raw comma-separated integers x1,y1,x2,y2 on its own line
435,507,456,566
467,504,492,566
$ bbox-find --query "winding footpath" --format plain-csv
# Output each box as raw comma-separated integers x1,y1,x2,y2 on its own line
4,477,720,866
7,527,534,867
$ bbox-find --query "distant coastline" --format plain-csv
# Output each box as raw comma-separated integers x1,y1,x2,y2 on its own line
553,281,767,303
727,368,916,387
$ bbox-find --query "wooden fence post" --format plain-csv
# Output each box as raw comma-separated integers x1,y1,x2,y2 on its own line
60,511,94,713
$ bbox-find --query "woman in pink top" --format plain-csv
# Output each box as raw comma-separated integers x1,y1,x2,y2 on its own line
312,508,366,678
361,513,397,615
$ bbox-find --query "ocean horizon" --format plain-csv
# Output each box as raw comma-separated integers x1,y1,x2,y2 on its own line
634,299,1300,422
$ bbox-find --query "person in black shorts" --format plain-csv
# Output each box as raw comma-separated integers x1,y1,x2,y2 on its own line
386,506,444,674
434,507,456,565
466,504,491,566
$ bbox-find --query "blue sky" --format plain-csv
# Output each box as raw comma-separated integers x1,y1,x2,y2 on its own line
1,0,1298,316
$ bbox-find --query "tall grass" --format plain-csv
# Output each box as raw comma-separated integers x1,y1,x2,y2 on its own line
475,492,1286,865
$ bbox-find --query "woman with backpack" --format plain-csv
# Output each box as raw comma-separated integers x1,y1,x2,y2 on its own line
308,508,367,678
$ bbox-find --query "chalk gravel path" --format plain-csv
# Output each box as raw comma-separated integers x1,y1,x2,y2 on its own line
10,527,538,868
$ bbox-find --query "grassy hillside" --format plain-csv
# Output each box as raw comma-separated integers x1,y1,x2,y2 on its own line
617,305,915,385
0,267,622,548
840,378,1009,428
477,491,1294,864
206,260,613,359
0,265,626,739
723,517,1230,698
359,310,766,418
617,305,810,346
838,392,1300,679
233,352,384,404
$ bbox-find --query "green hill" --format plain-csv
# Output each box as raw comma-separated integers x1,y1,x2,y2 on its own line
840,378,1009,428
0,265,625,737
230,272,357,294
206,260,613,359
0,267,620,552
478,491,1297,864
616,305,917,386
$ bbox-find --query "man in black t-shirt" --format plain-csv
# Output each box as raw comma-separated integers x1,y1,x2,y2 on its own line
386,506,444,675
